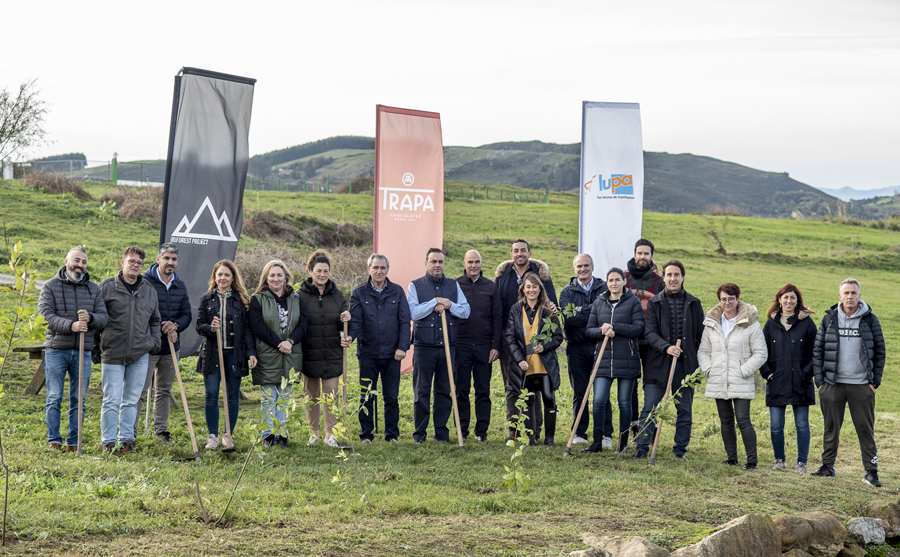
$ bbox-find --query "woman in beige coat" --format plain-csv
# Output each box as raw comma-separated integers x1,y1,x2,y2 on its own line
698,283,767,470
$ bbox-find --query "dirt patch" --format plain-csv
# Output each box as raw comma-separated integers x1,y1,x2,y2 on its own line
242,210,299,242
99,186,163,221
235,244,368,293
24,171,94,200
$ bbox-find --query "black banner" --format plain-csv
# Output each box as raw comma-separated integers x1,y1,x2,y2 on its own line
160,67,256,356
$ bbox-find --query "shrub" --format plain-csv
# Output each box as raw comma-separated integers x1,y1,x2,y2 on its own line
24,171,93,200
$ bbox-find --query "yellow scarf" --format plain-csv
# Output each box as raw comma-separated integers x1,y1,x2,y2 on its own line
522,305,547,376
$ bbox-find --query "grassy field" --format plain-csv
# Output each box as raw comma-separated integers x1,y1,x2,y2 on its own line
1,178,899,556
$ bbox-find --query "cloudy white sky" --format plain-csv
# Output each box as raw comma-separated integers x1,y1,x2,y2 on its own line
3,0,898,189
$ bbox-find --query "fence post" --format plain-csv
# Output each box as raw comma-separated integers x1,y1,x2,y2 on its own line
327,181,331,194
472,186,476,200
486,187,489,200
526,192,529,203
459,186,462,198
111,153,118,184
500,190,503,202
545,192,549,204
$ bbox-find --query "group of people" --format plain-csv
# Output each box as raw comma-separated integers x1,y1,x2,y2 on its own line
39,239,887,486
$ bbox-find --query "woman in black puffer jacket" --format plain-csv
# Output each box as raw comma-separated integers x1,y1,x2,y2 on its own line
296,250,350,447
584,268,644,454
759,283,816,473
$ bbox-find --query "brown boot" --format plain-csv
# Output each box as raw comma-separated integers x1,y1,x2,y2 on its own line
49,442,62,450
66,445,77,453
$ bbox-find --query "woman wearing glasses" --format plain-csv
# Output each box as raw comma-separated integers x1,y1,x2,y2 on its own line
698,283,767,470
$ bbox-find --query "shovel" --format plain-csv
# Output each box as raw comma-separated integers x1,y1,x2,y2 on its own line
563,336,609,455
76,331,85,457
440,311,465,451
649,339,681,465
216,327,236,456
168,337,201,461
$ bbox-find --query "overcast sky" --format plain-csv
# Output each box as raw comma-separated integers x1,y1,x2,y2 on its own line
3,0,898,190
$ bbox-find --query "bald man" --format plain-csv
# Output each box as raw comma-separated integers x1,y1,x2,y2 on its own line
455,250,503,441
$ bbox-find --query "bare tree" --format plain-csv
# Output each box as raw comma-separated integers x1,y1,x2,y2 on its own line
0,78,50,162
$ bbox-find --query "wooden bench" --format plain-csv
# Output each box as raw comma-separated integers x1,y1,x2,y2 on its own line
17,344,47,395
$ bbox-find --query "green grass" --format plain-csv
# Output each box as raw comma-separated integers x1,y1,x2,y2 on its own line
1,178,899,555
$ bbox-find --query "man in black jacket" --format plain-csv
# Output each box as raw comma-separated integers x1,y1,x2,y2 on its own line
811,278,886,486
38,246,109,451
634,259,703,459
558,254,608,446
134,243,192,445
495,239,557,437
455,250,502,442
344,254,411,443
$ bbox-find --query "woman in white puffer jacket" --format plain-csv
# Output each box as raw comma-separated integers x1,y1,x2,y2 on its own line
698,283,768,470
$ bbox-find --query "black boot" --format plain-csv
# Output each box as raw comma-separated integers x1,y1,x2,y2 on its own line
582,430,604,453
543,410,556,447
616,431,629,454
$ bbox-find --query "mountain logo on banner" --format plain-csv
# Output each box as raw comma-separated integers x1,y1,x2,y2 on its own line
402,172,415,186
583,174,634,196
170,197,238,245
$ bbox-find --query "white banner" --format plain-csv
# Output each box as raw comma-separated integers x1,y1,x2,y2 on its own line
578,101,644,275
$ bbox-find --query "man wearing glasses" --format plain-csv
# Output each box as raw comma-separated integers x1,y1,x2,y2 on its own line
633,259,703,460
94,247,161,456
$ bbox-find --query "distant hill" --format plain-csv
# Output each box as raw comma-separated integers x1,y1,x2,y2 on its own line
817,185,900,201
248,136,869,219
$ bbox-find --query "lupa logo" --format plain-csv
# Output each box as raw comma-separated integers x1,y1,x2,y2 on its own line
170,196,238,245
583,174,634,196
402,172,415,186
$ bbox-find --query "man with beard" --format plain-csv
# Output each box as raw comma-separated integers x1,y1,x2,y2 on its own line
633,259,703,460
407,248,470,443
495,239,557,440
39,247,109,451
624,239,666,435
558,253,608,446
134,243,192,445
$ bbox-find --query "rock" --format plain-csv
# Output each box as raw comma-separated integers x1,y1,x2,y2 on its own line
836,546,866,557
772,511,846,557
845,517,885,545
569,550,610,557
782,550,813,557
866,500,900,537
672,514,781,557
594,535,671,557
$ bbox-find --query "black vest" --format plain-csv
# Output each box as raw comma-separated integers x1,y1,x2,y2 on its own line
412,274,459,347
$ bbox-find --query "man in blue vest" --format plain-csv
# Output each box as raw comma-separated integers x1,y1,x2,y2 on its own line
407,248,471,443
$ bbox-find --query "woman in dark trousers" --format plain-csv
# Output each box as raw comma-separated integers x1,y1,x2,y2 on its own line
759,283,816,473
504,271,563,446
249,259,308,449
296,250,350,448
583,268,644,454
195,260,257,450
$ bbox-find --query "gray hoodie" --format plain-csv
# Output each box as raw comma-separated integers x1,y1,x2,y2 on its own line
835,300,869,384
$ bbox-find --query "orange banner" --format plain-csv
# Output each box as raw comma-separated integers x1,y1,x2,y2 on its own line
374,105,444,290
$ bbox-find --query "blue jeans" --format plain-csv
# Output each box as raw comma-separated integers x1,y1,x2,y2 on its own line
203,349,241,436
100,353,149,445
359,357,401,441
636,362,693,456
45,348,92,446
592,376,635,441
260,384,291,438
769,405,810,464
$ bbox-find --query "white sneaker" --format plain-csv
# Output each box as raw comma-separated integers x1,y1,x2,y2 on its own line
307,434,319,446
325,435,339,448
572,435,589,445
601,436,613,450
773,459,786,470
204,434,219,450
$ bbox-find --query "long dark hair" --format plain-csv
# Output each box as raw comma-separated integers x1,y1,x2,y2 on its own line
208,260,250,309
766,283,813,320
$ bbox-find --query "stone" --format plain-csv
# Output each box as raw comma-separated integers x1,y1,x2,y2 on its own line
594,535,671,557
845,517,885,545
671,514,781,557
772,511,846,557
836,546,866,557
782,550,813,557
569,550,610,557
865,500,900,537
